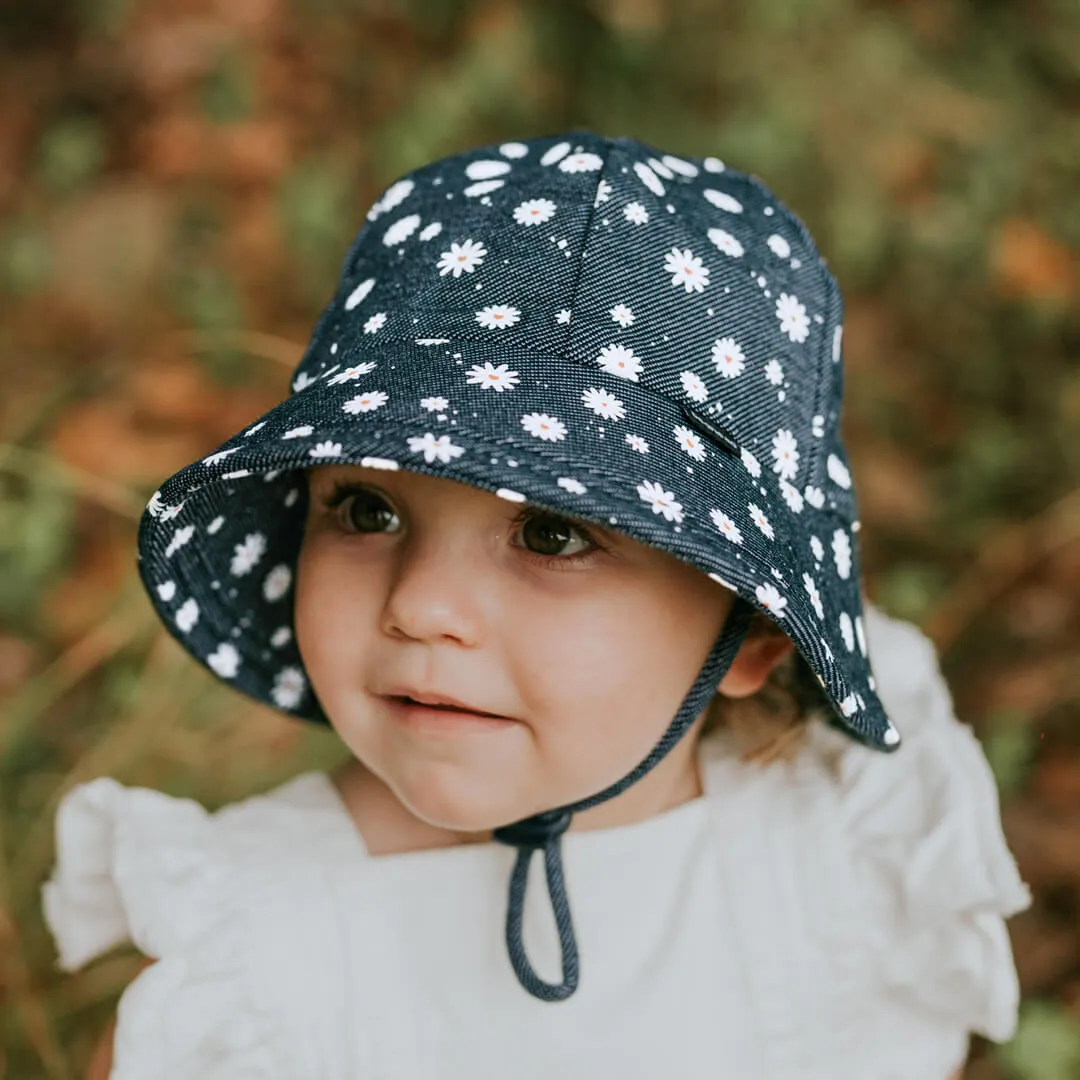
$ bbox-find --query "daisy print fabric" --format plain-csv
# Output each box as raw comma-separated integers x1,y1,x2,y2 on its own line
137,131,898,752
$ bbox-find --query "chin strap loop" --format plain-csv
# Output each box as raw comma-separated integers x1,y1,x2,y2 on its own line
492,596,756,1002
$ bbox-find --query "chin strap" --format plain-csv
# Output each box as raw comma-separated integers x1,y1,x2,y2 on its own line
491,596,756,1002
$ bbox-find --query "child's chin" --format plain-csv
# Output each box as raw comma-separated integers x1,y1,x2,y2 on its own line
394,772,525,836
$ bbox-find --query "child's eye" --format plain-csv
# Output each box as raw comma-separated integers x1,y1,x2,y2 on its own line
329,486,402,534
512,511,596,560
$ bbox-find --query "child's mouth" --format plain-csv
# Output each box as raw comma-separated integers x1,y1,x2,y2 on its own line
385,696,516,731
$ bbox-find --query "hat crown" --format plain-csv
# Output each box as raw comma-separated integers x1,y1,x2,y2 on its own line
293,132,856,521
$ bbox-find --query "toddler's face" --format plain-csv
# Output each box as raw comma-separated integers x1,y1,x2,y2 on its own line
296,465,736,835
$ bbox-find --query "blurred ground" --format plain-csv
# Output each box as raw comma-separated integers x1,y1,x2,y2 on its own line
1,1,1078,1077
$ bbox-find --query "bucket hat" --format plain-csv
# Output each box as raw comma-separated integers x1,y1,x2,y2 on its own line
137,130,901,1003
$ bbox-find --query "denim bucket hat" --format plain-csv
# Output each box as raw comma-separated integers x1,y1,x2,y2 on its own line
137,130,901,1002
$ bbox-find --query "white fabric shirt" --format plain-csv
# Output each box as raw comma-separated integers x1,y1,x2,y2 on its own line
42,603,1031,1080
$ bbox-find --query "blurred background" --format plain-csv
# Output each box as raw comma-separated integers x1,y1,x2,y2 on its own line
1,0,1078,1076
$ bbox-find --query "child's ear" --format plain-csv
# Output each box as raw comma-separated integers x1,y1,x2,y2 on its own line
716,634,795,699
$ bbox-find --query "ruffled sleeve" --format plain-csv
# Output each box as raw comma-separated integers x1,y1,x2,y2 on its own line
813,601,1032,1045
41,777,280,1078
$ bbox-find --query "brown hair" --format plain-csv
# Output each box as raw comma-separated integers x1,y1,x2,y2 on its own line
701,609,833,766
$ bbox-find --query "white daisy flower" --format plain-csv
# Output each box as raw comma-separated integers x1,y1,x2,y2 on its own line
748,503,775,540
463,179,504,197
839,612,855,652
418,221,443,241
292,371,316,393
610,303,634,327
767,234,791,258
370,178,414,218
637,480,684,523
827,453,852,489
421,396,449,412
840,693,858,718
662,154,698,177
437,239,487,277
270,626,292,648
466,362,520,392
780,481,804,513
343,390,389,414
581,386,626,420
344,277,376,311
596,343,643,382
165,527,197,561
328,362,377,385
309,441,342,459
755,582,787,618
679,371,708,402
709,509,743,544
633,161,665,197
207,642,240,679
764,359,784,386
593,179,612,206
271,666,306,709
804,485,825,509
776,292,810,343
231,532,267,576
559,152,604,172
263,564,292,602
663,247,710,293
711,337,745,379
557,477,587,495
740,447,761,478
382,213,421,247
555,309,572,324
282,425,313,439
810,535,824,562
407,433,465,463
802,573,824,619
521,413,567,442
623,201,649,225
175,598,199,633
703,189,743,213
202,448,239,466
673,425,706,461
707,227,744,257
832,528,852,579
625,433,649,453
159,501,186,522
466,159,512,180
363,312,387,334
513,198,556,226
540,141,570,166
771,429,800,481
475,305,521,329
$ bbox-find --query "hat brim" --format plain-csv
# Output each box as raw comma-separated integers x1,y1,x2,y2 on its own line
137,341,898,752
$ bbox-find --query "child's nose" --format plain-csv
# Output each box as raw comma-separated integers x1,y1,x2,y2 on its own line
379,535,487,647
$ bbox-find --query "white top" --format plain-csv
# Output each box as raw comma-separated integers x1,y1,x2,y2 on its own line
42,603,1031,1080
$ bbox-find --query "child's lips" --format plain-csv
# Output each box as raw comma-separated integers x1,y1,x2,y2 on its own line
383,696,518,732
376,686,519,731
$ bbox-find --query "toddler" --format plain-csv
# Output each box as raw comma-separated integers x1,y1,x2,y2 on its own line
42,132,1031,1079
